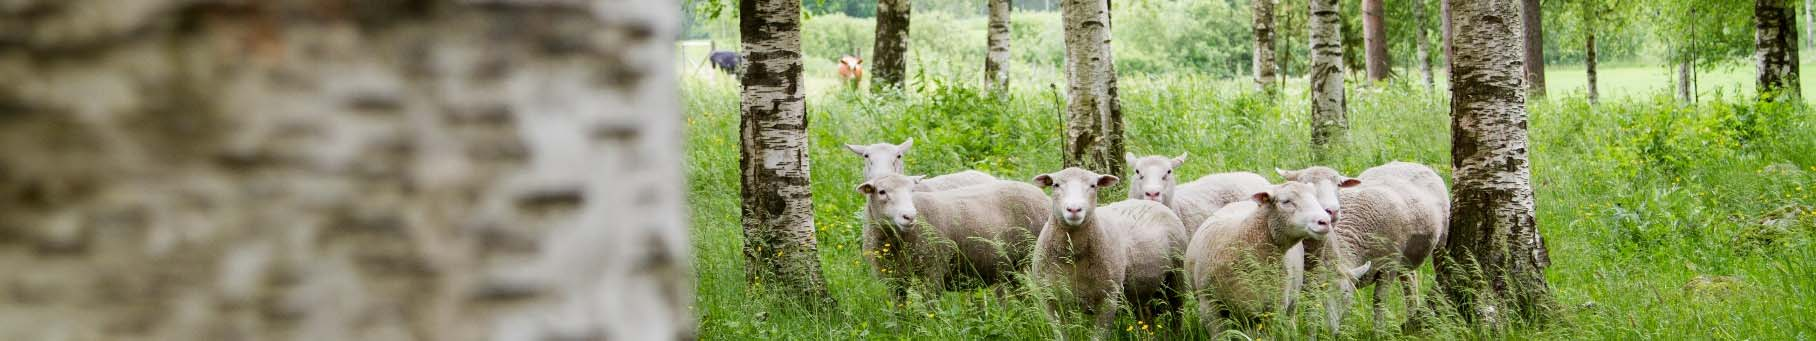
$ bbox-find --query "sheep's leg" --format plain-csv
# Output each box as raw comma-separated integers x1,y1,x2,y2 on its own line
1399,271,1427,332
1198,295,1221,337
1371,272,1389,334
1089,297,1119,341
1043,297,1070,341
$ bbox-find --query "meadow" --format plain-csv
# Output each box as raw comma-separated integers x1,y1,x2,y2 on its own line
682,10,1816,340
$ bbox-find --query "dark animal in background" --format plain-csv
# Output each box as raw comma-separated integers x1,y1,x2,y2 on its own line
708,51,741,73
837,55,864,89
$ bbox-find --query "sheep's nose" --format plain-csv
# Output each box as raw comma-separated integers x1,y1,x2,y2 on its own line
1065,207,1083,214
1145,192,1161,198
901,214,915,223
1316,219,1331,228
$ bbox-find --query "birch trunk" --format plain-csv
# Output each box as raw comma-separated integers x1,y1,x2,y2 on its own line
987,0,1014,92
873,0,913,91
1521,0,1547,97
1436,0,1555,326
1061,0,1127,179
0,0,693,339
1806,0,1815,48
1678,60,1695,103
1310,0,1349,149
1756,0,1803,101
741,0,836,307
1416,0,1436,89
1255,0,1281,91
1585,10,1599,104
1442,0,1454,77
1363,0,1391,83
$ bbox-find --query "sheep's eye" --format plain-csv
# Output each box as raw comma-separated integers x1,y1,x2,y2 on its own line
878,190,887,195
1166,170,1172,176
896,155,902,159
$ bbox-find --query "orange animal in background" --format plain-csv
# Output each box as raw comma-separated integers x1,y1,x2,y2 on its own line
837,55,864,89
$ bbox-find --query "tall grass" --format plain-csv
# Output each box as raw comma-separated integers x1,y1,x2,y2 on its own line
683,72,1816,338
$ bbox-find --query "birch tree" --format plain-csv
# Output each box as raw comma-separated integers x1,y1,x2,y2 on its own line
1436,0,1555,326
741,0,836,307
1061,0,1127,178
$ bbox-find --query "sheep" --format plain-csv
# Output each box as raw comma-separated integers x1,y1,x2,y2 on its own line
1030,168,1188,340
1184,181,1370,336
1279,162,1449,332
1124,153,1272,236
846,138,996,191
856,174,1050,302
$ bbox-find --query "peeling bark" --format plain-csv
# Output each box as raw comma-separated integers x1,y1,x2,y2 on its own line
741,0,835,308
1309,0,1348,149
1061,0,1126,179
1436,0,1554,326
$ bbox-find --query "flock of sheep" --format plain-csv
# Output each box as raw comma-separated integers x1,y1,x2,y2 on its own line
847,139,1452,338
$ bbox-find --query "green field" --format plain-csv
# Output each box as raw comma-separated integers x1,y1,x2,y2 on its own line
682,58,1816,338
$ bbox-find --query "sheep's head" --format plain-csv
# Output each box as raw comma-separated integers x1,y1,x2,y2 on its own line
1251,181,1334,241
1034,167,1119,228
1276,166,1359,221
857,174,925,229
1125,152,1186,204
846,139,913,181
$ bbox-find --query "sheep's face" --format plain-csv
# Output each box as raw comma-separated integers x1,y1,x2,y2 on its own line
846,139,913,181
1125,153,1186,204
1276,166,1360,221
1035,168,1119,228
858,175,924,229
1253,182,1334,240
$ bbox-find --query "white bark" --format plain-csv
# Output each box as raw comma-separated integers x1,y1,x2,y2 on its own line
740,0,835,306
0,0,692,339
1415,0,1435,89
1309,0,1348,148
1255,0,1280,91
1436,0,1552,325
986,0,1013,91
1061,0,1127,177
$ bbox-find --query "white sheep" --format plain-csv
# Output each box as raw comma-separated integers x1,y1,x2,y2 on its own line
1125,153,1272,236
847,138,996,191
1030,168,1187,340
856,174,1049,300
1184,181,1369,336
1279,162,1449,331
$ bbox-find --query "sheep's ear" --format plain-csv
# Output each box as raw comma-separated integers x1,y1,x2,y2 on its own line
1171,152,1188,167
857,182,877,194
1339,178,1362,188
909,175,926,184
1124,152,1137,164
1346,261,1373,281
846,144,867,155
898,138,914,151
1095,175,1120,188
1251,191,1272,203
1276,168,1300,181
1033,174,1055,187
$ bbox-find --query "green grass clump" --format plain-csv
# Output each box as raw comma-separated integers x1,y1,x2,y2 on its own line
682,70,1816,338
